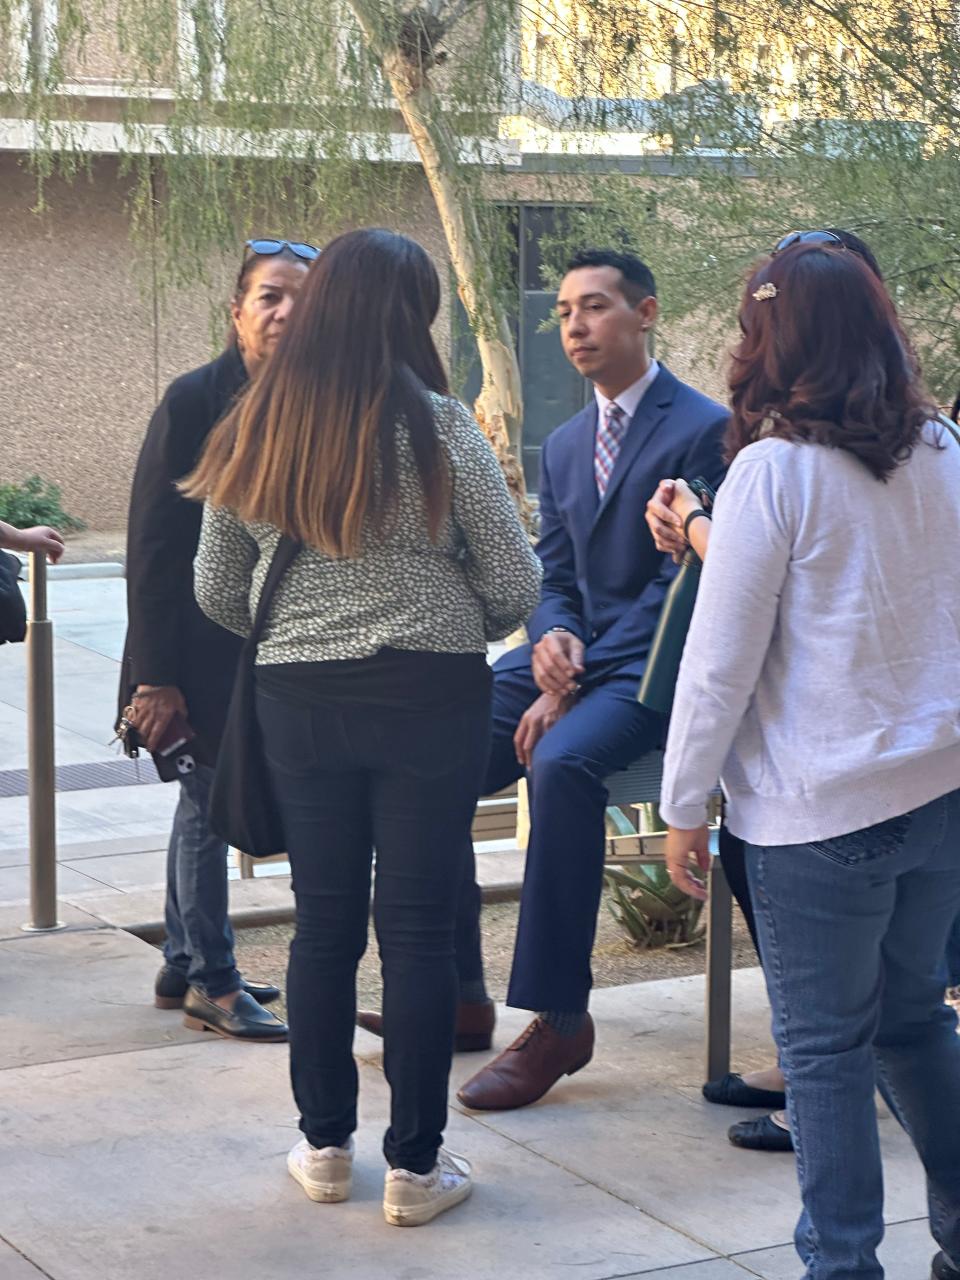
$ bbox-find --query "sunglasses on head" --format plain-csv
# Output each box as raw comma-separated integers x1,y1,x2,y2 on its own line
245,238,319,262
772,230,844,254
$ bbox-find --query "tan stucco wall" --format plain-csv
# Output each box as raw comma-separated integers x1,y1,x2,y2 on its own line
3,151,731,532
1,155,449,530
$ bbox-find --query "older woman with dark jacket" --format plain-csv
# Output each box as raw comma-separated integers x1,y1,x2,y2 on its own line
119,239,315,1040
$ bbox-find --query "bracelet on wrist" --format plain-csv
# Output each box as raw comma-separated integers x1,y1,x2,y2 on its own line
683,508,710,541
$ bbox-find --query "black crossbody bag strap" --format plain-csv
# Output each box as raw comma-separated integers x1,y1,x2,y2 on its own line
207,532,302,858
246,534,301,655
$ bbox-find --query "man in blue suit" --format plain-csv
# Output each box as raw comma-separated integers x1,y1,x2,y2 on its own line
358,248,728,1103
453,248,729,1110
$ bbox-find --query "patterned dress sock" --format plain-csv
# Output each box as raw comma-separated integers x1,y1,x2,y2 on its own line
540,1010,588,1037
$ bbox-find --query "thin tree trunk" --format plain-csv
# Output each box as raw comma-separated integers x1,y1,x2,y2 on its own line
347,0,531,520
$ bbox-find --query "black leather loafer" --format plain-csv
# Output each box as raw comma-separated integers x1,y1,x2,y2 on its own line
728,1114,795,1152
155,965,280,1010
933,1251,960,1280
182,987,288,1042
703,1072,787,1110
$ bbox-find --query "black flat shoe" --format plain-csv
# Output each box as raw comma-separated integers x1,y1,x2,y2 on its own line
155,965,280,1010
703,1072,787,1110
933,1251,960,1279
182,988,288,1042
728,1114,795,1152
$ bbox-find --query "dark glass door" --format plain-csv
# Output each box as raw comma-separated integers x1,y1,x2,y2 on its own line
452,204,591,492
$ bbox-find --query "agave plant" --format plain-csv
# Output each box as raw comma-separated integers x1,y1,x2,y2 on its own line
604,863,706,950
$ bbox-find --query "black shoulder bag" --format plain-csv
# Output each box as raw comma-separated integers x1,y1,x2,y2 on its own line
208,535,301,857
0,552,27,645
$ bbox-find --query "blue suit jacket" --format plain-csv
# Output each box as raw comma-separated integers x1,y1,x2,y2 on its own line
498,364,728,688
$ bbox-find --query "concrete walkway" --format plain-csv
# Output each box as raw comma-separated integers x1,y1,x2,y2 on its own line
0,575,521,930
0,572,938,1278
0,915,932,1280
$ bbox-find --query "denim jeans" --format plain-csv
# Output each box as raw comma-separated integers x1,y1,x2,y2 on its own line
256,681,491,1174
747,788,960,1279
162,764,241,999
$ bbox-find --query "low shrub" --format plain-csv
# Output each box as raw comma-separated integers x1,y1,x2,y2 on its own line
0,475,85,533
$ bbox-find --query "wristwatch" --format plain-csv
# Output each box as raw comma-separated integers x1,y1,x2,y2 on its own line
683,508,710,540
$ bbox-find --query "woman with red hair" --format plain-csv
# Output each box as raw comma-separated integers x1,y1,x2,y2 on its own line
660,242,960,1280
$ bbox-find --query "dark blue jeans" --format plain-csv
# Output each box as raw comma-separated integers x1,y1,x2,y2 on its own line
162,764,241,999
256,684,491,1175
747,788,960,1279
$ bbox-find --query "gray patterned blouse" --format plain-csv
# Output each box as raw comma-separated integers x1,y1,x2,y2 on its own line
193,394,542,664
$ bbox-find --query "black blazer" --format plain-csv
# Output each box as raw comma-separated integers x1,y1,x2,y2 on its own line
118,346,247,750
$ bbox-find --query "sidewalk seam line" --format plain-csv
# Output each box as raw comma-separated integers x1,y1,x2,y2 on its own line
0,1230,58,1278
354,1054,725,1263
0,1036,224,1074
467,1113,726,1263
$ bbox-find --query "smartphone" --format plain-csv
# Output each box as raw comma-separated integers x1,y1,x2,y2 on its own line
154,712,195,758
689,476,717,510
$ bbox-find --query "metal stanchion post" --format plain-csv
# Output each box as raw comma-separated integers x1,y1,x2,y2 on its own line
22,551,64,933
705,857,733,1081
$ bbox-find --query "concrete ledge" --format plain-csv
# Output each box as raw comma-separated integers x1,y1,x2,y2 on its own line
13,558,125,580
0,900,109,942
66,876,296,941
68,845,527,940
0,833,169,867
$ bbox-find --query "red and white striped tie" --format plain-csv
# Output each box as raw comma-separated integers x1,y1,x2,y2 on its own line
595,401,627,497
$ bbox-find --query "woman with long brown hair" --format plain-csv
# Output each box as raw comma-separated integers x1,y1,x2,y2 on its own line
185,228,541,1226
659,242,960,1279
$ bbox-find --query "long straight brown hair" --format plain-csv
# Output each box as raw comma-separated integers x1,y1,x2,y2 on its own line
182,228,451,555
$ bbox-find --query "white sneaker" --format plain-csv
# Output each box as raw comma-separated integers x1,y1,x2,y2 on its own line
383,1148,472,1227
287,1136,354,1203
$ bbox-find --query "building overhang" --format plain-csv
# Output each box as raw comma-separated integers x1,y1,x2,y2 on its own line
0,116,521,165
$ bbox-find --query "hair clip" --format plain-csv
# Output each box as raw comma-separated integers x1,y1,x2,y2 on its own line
753,282,778,301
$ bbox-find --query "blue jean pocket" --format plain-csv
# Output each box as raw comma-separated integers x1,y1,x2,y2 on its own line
808,811,913,866
255,691,318,776
370,708,472,780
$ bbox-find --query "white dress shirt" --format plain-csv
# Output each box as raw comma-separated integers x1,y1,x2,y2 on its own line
594,359,660,425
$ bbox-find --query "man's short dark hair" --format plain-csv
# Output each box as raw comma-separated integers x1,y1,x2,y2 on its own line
565,248,657,305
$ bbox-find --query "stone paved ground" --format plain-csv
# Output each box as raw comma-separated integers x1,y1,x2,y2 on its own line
0,915,932,1280
0,570,939,1279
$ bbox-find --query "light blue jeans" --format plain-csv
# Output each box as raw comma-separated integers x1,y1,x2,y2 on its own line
747,787,960,1279
162,764,241,999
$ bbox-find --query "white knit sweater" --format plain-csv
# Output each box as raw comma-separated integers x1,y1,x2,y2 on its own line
660,423,960,845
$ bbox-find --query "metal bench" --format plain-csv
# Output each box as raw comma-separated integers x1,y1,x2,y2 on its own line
604,751,732,1081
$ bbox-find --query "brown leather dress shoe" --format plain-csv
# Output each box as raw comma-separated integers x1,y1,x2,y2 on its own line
456,1014,594,1111
357,999,496,1053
